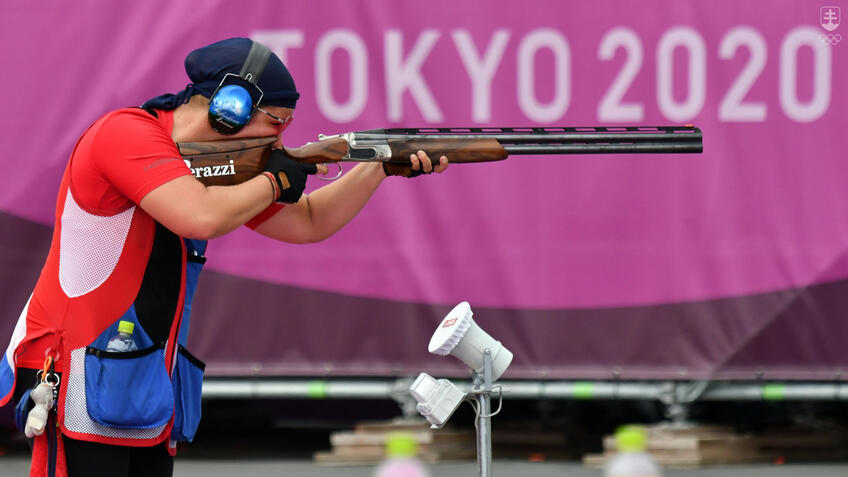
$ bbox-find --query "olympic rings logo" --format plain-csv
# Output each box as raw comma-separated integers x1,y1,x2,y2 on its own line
819,33,842,45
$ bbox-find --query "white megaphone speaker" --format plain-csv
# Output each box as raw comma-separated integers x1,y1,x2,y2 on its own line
427,302,513,381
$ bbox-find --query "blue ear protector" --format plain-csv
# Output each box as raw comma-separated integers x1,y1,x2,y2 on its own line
208,42,272,134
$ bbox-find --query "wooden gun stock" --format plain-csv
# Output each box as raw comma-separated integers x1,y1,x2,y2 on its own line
178,136,353,186
177,136,277,187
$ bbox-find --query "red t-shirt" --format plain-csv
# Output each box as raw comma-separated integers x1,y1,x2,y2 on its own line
70,108,190,214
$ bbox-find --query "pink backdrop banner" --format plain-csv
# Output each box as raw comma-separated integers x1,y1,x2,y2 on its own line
0,0,846,310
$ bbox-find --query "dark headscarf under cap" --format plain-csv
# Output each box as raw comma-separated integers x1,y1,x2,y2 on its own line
142,37,299,111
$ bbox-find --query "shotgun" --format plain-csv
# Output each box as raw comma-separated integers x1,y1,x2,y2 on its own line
177,126,703,186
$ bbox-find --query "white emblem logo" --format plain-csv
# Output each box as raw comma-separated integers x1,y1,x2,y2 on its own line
819,33,842,45
821,6,841,31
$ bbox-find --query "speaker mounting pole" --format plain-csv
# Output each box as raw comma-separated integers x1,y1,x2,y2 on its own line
470,349,495,477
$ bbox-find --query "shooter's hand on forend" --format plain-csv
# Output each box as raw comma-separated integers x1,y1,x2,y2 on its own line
264,149,318,203
383,150,449,178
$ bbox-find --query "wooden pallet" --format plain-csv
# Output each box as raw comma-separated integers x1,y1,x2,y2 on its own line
314,418,476,466
583,424,848,468
490,424,576,460
315,418,584,465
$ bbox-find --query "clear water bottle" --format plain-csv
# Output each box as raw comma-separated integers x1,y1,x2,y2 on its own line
373,432,429,477
106,320,139,352
604,425,662,477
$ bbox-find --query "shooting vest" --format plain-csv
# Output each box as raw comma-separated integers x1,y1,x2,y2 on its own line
1,108,207,450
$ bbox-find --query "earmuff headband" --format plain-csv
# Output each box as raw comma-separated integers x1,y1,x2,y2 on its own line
239,42,272,84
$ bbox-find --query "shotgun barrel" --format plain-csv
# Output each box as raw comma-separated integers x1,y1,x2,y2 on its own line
352,126,703,155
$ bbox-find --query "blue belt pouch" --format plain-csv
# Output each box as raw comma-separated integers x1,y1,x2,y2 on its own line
84,344,173,429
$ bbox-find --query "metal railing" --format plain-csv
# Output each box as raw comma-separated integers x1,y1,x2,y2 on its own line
202,377,848,401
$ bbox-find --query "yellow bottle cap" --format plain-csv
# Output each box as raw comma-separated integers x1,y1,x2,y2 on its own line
615,425,647,452
385,432,418,457
117,320,135,335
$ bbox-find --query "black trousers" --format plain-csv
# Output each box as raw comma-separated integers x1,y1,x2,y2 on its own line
15,368,174,477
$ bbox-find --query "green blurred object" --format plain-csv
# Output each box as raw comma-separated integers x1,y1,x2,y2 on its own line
385,432,418,457
572,382,595,399
614,425,647,452
306,380,328,399
762,383,786,401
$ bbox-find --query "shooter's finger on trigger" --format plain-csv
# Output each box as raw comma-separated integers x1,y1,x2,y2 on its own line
316,164,329,176
302,163,319,175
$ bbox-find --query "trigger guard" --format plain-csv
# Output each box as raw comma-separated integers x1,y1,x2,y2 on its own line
318,163,343,181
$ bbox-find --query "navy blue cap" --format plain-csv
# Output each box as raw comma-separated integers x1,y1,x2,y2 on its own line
142,37,299,111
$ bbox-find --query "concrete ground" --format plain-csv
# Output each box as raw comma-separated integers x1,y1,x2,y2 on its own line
4,398,848,476
2,457,848,476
